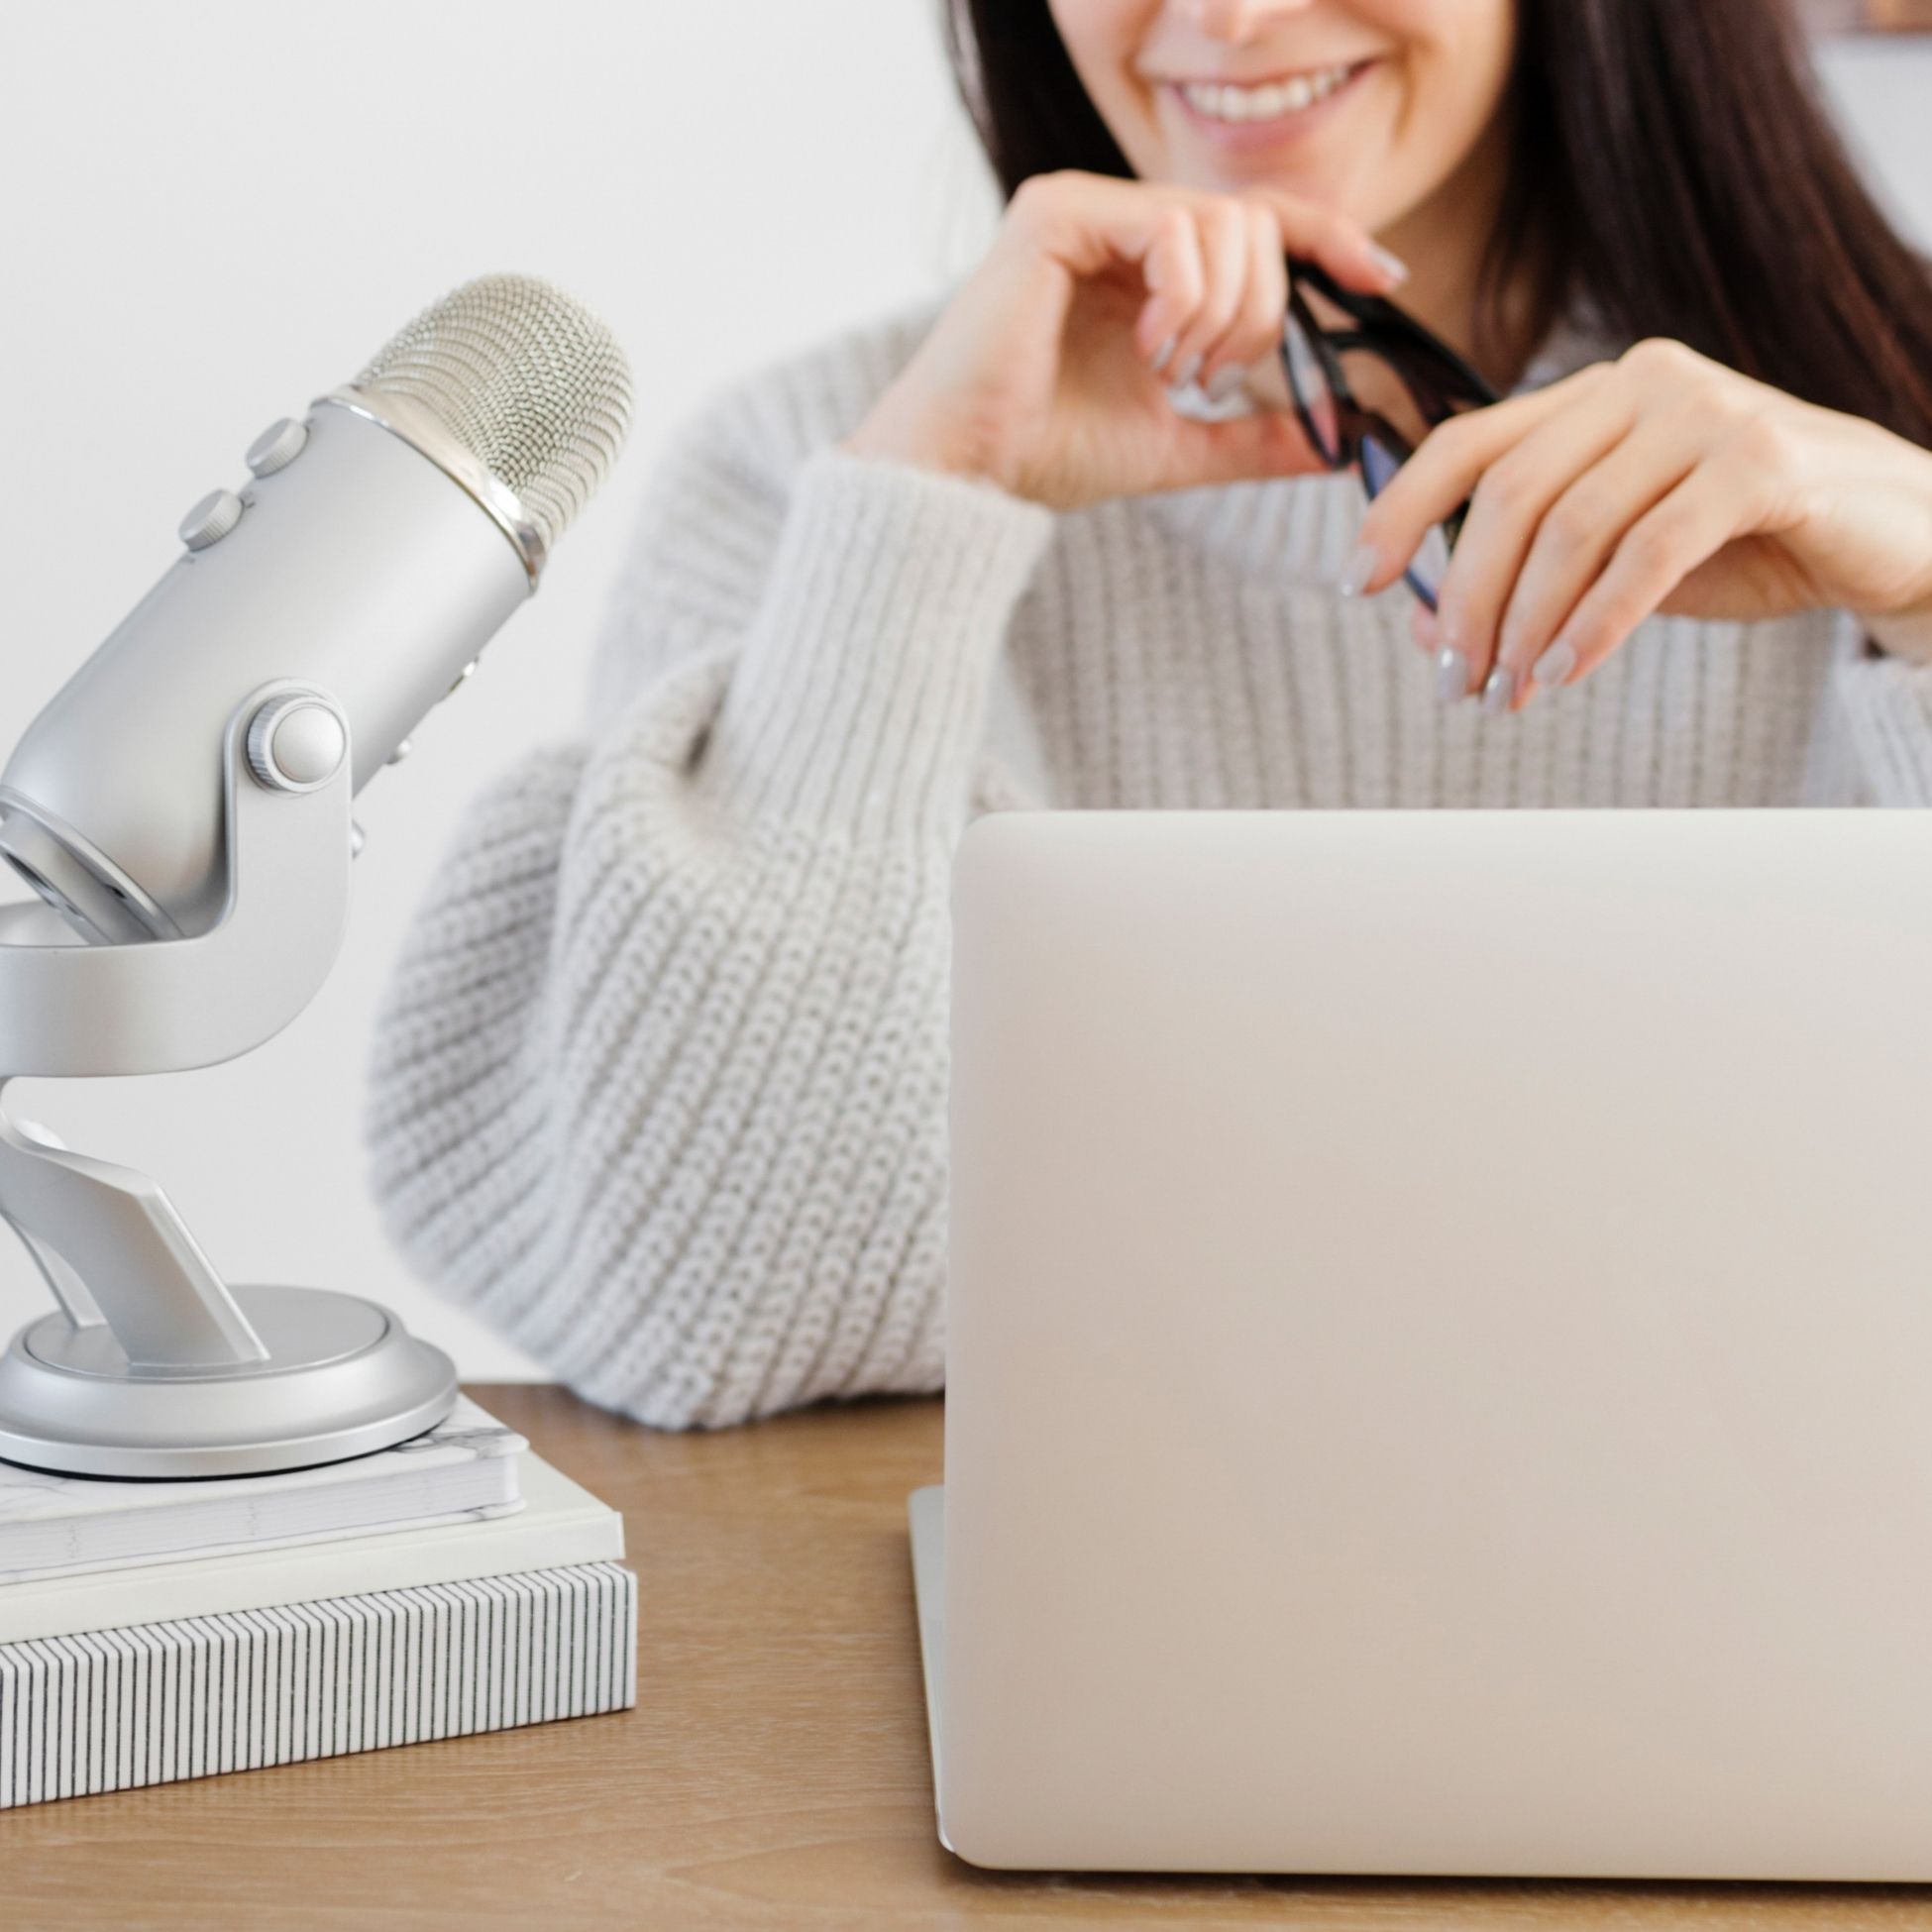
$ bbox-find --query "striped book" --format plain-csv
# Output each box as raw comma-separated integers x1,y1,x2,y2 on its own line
0,1560,636,1808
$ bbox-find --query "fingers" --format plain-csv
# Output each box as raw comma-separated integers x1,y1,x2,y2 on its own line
1150,191,1359,391
1134,205,1206,366
1351,360,1702,712
1163,197,1255,388
1144,190,1362,392
1353,367,1611,593
1487,423,1702,706
1003,171,1403,387
1202,203,1289,388
1337,330,1815,711
1366,369,1743,711
1532,459,1760,690
1420,385,1636,703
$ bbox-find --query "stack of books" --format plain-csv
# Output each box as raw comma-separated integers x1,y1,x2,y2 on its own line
0,1396,634,1807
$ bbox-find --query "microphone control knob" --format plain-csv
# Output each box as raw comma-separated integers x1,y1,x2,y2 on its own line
247,694,349,794
179,488,245,552
246,416,309,478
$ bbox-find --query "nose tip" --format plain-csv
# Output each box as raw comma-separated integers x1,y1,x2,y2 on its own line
1182,0,1318,34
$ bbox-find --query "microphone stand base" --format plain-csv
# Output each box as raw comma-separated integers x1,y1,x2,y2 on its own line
0,1285,459,1479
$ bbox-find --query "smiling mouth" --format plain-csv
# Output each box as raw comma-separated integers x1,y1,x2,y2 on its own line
1167,60,1372,126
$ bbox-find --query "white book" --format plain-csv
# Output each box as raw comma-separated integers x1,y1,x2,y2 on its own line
0,1560,637,1809
0,1449,622,1645
0,1395,525,1584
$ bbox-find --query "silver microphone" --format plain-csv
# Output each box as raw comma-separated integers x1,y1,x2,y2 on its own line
0,273,631,1479
0,272,633,944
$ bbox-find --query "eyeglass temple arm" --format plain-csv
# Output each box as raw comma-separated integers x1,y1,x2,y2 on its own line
1284,257,1500,406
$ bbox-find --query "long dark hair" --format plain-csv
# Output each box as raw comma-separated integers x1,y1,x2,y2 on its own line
943,0,1932,449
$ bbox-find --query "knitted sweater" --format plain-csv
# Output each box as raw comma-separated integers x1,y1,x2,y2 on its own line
364,306,1932,1429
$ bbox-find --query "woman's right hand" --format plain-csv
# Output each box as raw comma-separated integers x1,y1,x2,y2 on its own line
842,169,1408,511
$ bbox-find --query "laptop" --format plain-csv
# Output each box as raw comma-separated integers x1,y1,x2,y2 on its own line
912,807,1932,1879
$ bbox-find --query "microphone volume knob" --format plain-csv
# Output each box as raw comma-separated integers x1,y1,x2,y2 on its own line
178,488,245,552
246,416,309,478
247,693,349,794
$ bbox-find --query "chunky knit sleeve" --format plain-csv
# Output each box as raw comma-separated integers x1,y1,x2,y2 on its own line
363,393,1055,1428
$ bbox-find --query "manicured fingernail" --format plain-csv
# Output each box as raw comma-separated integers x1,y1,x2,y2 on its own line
1435,646,1469,704
1481,663,1517,714
1173,353,1204,389
1534,639,1575,693
1368,244,1410,287
1150,333,1178,373
1206,363,1247,403
1338,543,1378,597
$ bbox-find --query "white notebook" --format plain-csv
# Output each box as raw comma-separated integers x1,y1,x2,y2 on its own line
0,1449,622,1645
0,1395,525,1585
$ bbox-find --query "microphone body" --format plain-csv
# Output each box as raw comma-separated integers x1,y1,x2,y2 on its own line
0,271,631,947
0,400,530,942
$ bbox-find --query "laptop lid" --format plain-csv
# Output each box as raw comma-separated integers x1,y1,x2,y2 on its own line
941,808,1932,1878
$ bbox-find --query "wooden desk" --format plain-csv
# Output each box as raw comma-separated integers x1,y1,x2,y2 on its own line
5,1385,1932,1930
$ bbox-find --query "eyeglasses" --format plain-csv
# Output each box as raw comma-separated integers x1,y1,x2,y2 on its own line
1279,258,1499,610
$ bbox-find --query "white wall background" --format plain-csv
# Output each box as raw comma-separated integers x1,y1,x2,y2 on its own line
1817,36,1932,241
0,8,1926,1382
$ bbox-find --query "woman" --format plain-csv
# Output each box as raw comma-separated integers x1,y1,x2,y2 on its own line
367,0,1932,1429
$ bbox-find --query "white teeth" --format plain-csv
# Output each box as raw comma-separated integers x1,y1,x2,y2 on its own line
1181,64,1354,124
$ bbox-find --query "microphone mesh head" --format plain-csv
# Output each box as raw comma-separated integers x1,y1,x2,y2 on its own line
354,273,633,554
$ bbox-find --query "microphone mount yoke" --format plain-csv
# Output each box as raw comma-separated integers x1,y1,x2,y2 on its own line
0,683,457,1477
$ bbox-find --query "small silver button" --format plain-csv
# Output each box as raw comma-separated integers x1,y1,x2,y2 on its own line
247,694,348,794
179,488,245,551
447,659,480,698
387,737,413,766
246,416,309,478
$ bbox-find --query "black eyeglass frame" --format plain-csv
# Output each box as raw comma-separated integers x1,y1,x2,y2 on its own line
1280,258,1501,610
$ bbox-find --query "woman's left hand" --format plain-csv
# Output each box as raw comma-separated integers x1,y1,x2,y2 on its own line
1351,336,1932,709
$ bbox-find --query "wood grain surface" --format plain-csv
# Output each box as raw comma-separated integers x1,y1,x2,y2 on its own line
4,1383,1932,1930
